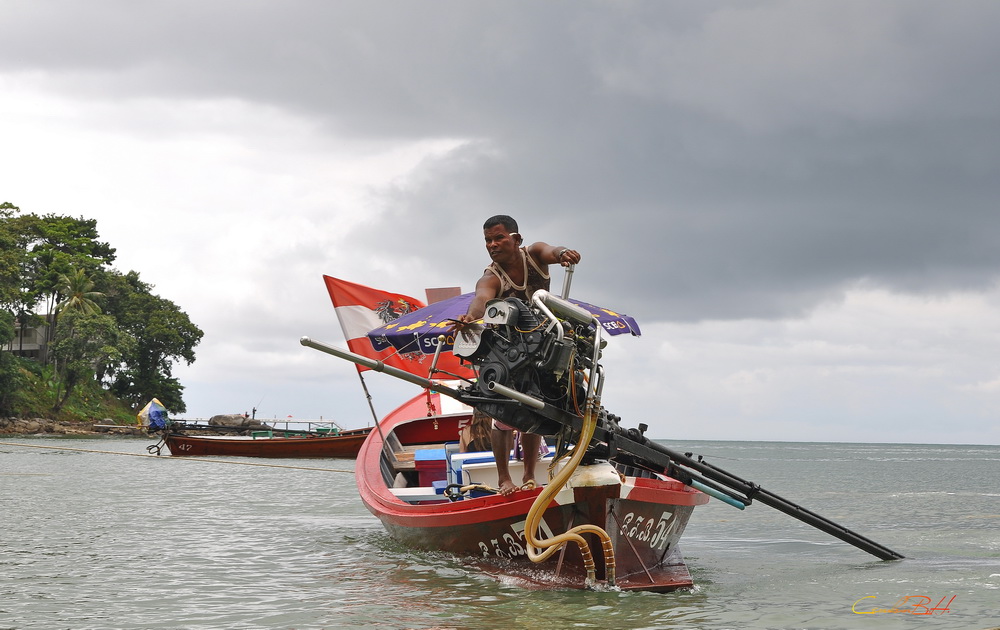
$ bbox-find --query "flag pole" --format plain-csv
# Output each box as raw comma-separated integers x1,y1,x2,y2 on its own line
355,369,392,453
355,370,380,427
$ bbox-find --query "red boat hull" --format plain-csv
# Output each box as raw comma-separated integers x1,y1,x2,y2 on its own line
356,392,709,591
165,428,371,458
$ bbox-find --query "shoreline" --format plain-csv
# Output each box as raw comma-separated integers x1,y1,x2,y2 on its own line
0,417,146,437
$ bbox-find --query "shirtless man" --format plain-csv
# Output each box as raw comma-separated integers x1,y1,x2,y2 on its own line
453,215,581,495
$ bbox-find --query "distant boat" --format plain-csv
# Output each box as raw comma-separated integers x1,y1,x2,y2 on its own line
161,427,371,458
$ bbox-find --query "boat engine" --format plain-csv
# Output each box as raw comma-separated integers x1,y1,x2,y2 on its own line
453,292,611,437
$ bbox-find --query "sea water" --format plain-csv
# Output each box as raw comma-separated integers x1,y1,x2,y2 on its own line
1,437,998,630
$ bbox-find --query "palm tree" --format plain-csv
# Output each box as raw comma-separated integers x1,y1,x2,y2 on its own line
55,268,104,315
50,268,106,410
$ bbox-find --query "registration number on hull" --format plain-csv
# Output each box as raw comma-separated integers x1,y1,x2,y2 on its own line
618,510,679,551
477,518,555,559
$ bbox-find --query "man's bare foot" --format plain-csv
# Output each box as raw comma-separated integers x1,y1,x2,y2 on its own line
498,479,518,496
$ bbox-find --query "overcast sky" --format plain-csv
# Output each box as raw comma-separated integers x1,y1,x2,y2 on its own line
3,1,999,445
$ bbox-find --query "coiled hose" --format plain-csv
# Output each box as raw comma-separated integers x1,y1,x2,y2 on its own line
521,403,616,589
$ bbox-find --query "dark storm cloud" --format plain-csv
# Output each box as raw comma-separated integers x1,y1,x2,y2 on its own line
5,1,1000,322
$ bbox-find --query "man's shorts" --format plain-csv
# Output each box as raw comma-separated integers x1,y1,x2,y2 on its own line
492,418,516,432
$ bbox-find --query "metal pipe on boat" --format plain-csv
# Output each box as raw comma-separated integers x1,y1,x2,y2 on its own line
688,480,746,510
300,337,462,399
532,290,603,401
608,433,905,560
587,328,603,401
428,334,446,375
560,263,575,299
528,291,565,341
533,289,594,327
487,381,545,409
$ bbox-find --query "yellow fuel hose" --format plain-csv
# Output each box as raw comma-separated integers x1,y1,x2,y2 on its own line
521,403,616,589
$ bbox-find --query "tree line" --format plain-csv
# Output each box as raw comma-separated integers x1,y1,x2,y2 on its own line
1,201,203,417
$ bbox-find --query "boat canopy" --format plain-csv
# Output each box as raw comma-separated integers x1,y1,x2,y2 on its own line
138,398,169,430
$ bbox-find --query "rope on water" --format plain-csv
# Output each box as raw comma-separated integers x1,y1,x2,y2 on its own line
0,440,355,473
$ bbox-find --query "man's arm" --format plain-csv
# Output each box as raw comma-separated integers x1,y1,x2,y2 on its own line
454,272,501,326
527,241,581,267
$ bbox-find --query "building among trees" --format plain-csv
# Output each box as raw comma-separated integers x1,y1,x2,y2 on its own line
2,316,51,361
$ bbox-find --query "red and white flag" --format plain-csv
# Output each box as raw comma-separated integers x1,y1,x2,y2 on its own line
323,275,473,378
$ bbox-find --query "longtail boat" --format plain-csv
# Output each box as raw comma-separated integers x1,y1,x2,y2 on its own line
304,281,904,591
357,390,708,591
159,426,371,458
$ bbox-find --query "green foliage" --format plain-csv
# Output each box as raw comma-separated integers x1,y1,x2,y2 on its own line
0,310,21,415
16,212,116,325
0,202,24,312
1,203,203,420
7,358,134,424
0,305,13,342
55,267,104,315
97,270,203,413
49,310,129,412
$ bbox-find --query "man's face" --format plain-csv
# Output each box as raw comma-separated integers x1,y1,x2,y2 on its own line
483,224,520,262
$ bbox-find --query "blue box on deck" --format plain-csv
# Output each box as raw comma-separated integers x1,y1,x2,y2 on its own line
448,450,495,484
414,448,447,486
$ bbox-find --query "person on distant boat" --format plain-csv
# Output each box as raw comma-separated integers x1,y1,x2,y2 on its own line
452,214,580,496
